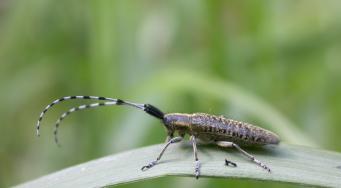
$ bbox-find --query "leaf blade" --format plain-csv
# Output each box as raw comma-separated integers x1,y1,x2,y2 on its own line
15,143,341,188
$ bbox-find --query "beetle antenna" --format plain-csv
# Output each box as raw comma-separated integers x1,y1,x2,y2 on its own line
36,96,165,137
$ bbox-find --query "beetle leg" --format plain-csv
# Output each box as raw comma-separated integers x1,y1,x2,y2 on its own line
190,135,200,179
141,136,182,171
225,159,237,167
216,141,271,173
216,141,233,147
165,131,174,142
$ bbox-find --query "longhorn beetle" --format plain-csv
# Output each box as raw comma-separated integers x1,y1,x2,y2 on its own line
36,96,280,179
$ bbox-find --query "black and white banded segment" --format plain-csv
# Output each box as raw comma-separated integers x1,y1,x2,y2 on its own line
36,96,165,145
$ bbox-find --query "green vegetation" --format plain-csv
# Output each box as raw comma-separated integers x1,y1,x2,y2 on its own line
16,144,341,188
1,1,341,187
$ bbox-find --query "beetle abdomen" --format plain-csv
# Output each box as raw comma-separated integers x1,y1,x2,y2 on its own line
190,113,280,146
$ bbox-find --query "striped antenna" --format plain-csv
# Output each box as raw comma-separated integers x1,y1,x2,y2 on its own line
53,101,117,146
36,96,117,136
36,96,165,145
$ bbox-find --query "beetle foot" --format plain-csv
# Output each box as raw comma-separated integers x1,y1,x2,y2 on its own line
141,160,157,171
194,160,200,179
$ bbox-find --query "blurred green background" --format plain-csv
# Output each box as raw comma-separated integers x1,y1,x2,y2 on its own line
1,0,341,187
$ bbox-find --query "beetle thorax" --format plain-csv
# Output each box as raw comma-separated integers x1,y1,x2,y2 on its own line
163,113,191,130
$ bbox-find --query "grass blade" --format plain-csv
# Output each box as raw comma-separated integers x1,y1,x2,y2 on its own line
15,143,341,188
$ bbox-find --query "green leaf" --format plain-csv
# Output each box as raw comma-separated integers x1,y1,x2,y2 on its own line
15,143,341,188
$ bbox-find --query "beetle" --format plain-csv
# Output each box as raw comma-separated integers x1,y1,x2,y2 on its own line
36,96,280,179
